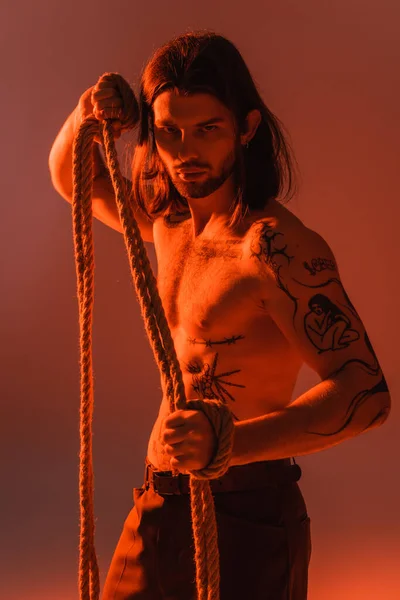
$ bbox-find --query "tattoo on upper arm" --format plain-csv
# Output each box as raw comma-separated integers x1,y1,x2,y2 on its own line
249,223,299,322
250,224,362,357
294,280,389,436
249,223,389,436
292,276,379,371
304,257,336,276
249,224,293,271
305,293,360,353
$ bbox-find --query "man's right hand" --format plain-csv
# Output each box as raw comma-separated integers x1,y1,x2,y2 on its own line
75,81,130,144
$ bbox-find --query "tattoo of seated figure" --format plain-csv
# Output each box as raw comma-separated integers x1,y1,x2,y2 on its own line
304,257,337,276
305,293,360,353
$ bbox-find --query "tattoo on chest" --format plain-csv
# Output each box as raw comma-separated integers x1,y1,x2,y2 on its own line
187,334,245,348
304,257,336,276
163,212,191,228
185,352,245,421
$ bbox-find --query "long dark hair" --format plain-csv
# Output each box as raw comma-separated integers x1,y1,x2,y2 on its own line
130,29,300,229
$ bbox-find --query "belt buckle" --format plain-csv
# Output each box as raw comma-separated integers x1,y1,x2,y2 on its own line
145,459,183,495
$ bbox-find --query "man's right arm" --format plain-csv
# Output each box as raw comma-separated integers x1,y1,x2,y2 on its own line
48,106,154,243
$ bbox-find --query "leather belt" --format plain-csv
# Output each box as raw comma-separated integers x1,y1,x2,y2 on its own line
143,456,302,495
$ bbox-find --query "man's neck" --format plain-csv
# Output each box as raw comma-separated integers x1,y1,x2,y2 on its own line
183,172,237,239
189,211,232,239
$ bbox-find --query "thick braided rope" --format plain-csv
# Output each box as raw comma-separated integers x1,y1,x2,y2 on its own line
71,72,235,600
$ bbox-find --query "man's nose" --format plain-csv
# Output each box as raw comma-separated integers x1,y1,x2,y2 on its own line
177,134,200,158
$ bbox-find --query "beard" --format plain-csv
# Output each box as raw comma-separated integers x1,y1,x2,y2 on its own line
167,145,240,200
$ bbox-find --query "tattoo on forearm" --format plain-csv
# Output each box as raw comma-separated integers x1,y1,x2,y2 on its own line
185,352,245,421
303,330,389,437
187,334,245,347
304,258,336,276
306,374,389,437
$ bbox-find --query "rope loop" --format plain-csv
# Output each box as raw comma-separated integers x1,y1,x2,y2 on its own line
184,399,235,480
95,71,140,131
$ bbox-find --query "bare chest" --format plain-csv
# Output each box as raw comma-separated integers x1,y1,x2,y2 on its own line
147,213,303,469
155,223,263,334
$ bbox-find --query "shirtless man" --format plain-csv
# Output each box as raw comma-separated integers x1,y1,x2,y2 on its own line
49,31,391,600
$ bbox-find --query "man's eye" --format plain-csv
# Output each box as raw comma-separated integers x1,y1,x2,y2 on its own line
203,125,218,132
163,125,217,134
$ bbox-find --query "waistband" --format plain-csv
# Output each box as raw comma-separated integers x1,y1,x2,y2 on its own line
143,456,302,495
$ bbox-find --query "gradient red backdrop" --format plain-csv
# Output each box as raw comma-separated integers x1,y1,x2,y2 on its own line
1,2,399,599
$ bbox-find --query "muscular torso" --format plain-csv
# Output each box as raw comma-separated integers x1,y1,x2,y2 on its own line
147,199,304,470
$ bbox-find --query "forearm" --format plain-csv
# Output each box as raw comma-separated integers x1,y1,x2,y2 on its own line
48,106,106,199
229,367,391,466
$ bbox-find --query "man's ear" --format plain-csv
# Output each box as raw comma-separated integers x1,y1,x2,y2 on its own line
241,109,262,145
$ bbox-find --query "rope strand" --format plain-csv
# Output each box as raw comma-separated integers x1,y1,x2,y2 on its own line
71,72,235,600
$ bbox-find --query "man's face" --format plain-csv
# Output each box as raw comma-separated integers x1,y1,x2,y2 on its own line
152,90,241,200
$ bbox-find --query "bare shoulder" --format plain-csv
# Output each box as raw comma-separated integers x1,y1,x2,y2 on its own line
247,199,338,278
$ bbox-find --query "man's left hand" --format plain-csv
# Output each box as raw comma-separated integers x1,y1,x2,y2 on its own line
161,408,218,473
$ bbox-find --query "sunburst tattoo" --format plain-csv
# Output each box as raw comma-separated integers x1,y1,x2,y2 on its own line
185,352,245,421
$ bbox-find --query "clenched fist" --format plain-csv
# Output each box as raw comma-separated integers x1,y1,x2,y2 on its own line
75,79,135,144
162,408,218,474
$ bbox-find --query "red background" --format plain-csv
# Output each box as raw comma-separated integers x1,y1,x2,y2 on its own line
1,2,399,598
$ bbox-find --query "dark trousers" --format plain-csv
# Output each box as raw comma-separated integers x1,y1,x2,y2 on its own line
101,457,312,599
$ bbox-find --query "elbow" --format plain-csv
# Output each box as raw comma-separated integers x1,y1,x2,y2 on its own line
49,178,72,203
371,370,392,427
378,397,391,423
48,148,60,186
48,153,72,201
380,391,392,425
361,398,391,432
378,373,392,424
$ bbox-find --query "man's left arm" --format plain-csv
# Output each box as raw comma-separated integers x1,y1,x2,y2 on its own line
230,224,391,466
